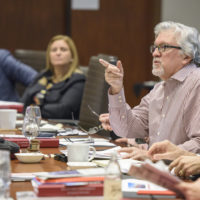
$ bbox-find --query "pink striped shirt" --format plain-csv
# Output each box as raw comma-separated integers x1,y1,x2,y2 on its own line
109,64,200,153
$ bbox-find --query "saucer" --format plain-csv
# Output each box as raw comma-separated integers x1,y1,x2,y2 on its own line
15,153,44,163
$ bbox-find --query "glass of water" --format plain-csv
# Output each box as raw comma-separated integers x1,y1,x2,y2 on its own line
0,150,11,198
22,106,41,142
26,106,41,127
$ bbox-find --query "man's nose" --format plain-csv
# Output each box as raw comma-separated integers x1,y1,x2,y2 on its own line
152,47,161,57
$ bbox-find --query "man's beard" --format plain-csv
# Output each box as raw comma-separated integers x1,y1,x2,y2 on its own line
152,62,165,78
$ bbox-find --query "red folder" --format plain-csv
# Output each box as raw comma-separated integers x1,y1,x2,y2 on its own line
5,137,59,148
137,190,176,195
0,104,24,113
32,178,103,197
37,176,104,184
35,183,103,197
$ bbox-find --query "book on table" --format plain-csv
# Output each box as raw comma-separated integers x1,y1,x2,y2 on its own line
32,170,105,197
34,168,106,180
122,178,177,199
0,100,24,112
3,137,59,148
128,161,185,198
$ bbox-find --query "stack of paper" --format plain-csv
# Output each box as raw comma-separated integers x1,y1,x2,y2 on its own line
128,160,184,198
122,178,176,198
16,191,103,200
93,159,142,173
59,137,116,147
31,168,106,197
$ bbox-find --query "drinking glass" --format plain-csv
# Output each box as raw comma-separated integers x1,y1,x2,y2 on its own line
0,150,11,198
22,106,40,142
27,106,41,127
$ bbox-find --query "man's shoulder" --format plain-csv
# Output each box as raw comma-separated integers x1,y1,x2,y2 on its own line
192,66,200,74
184,67,200,92
150,81,163,90
0,49,10,59
189,67,200,80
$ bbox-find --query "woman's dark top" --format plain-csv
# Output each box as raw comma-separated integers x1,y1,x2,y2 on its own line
21,70,85,119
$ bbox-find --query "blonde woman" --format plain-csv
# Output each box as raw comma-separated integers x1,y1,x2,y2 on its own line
22,35,85,119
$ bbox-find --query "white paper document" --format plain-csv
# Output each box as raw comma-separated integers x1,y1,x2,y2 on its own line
58,129,87,136
59,137,116,147
16,120,47,127
93,158,142,173
0,100,23,106
122,178,168,192
11,173,38,181
16,191,103,200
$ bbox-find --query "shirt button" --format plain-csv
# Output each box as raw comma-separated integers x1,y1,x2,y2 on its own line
157,132,160,136
119,99,122,103
121,115,125,119
162,114,165,118
166,96,169,100
118,96,122,99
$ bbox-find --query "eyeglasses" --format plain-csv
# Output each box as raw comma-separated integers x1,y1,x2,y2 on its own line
150,44,181,54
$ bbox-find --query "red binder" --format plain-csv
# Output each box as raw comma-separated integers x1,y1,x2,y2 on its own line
137,190,176,195
32,177,104,197
0,104,24,113
4,137,59,148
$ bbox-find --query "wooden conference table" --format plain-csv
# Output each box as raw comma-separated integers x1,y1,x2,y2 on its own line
11,147,68,199
9,131,110,200
7,129,182,200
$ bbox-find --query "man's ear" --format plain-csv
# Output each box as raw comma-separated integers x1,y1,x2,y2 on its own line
183,55,192,65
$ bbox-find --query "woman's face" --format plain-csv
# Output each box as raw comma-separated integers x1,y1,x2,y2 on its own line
49,39,72,68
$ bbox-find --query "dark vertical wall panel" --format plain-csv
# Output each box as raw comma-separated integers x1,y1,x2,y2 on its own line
0,0,70,51
71,0,161,106
0,0,160,107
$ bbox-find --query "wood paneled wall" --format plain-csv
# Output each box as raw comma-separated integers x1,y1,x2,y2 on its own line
0,0,160,106
71,0,160,106
0,0,70,51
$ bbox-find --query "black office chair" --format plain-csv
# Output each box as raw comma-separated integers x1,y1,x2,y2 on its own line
78,54,118,133
14,49,46,97
133,81,158,98
14,49,46,72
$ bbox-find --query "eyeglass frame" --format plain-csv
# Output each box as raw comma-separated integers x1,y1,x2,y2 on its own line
87,105,104,134
150,44,182,54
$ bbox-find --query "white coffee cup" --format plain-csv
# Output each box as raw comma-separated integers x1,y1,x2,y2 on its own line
67,143,96,162
0,109,17,129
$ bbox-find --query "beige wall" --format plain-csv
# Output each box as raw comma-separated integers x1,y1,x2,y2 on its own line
162,0,200,31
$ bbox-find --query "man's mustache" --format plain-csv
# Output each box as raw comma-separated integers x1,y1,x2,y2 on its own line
153,58,161,63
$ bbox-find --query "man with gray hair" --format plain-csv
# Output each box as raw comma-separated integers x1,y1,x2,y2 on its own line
99,21,200,160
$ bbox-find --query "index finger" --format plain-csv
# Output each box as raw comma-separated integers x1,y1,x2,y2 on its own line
99,59,110,68
148,144,162,156
169,157,181,171
115,138,128,144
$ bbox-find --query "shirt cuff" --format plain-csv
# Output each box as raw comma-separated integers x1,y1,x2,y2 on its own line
108,87,126,108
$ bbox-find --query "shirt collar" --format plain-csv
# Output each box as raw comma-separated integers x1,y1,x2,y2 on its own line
170,63,197,82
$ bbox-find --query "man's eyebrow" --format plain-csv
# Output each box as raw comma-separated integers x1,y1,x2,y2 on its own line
154,43,168,46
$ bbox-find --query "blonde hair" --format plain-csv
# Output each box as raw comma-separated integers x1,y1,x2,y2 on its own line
46,35,80,79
